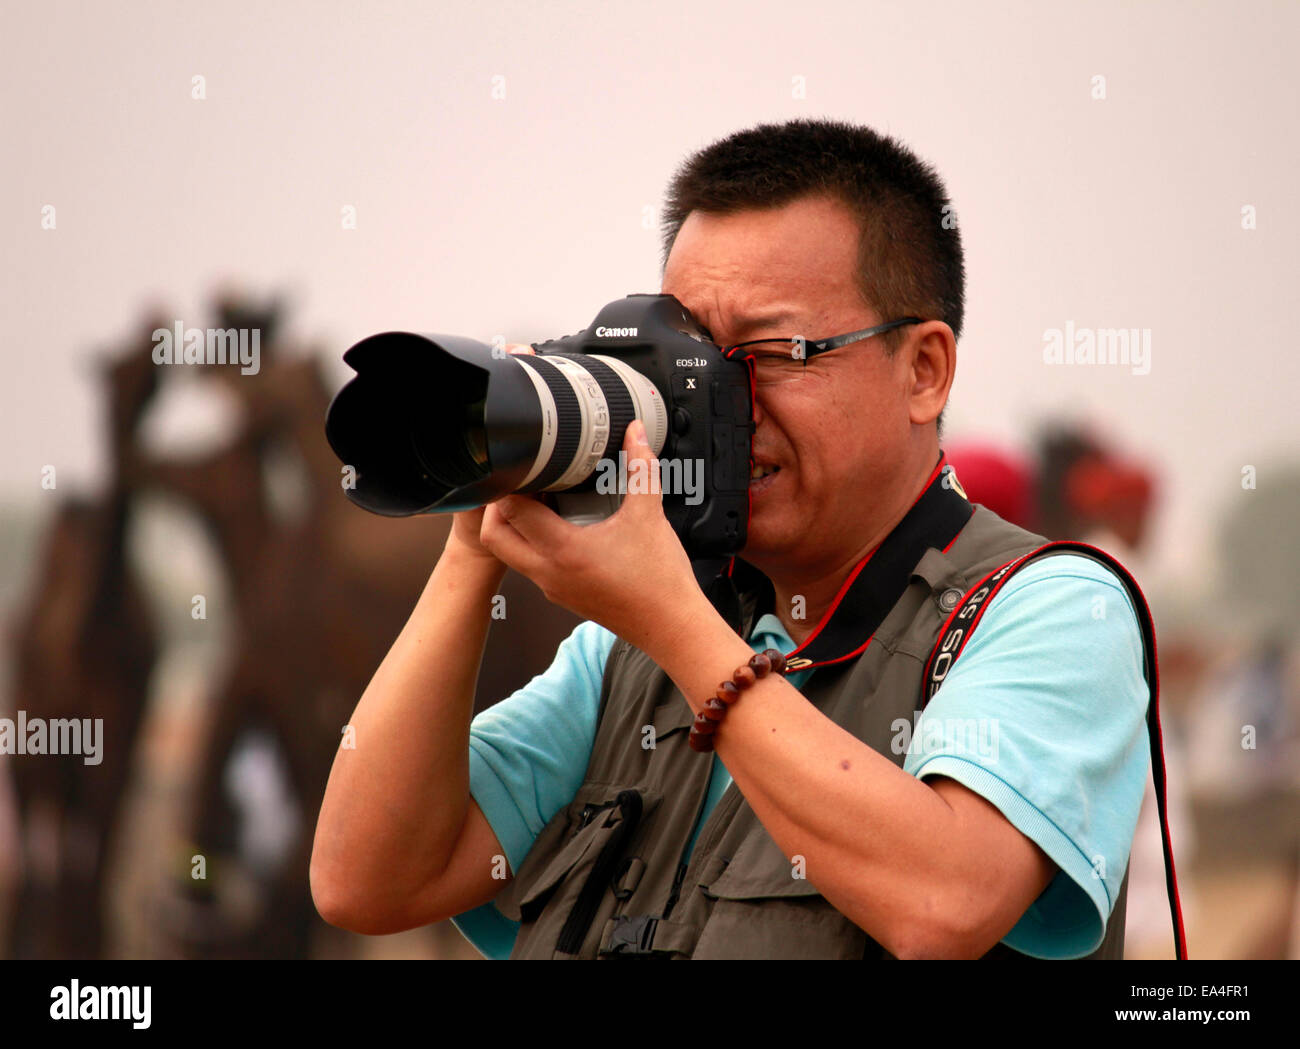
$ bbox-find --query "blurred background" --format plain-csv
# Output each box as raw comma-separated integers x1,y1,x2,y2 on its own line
1,0,1296,959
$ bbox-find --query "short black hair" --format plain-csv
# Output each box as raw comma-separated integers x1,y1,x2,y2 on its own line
660,118,963,439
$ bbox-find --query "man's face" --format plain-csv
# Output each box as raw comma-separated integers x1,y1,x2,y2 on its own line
661,194,921,574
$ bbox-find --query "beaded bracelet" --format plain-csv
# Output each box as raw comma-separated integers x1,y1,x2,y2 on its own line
688,648,788,752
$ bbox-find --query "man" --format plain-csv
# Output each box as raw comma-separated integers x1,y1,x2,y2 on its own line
310,118,1156,959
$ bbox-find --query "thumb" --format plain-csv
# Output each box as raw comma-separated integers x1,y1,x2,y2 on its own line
620,419,662,510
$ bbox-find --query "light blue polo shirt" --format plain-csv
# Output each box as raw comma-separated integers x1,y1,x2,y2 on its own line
449,553,1151,959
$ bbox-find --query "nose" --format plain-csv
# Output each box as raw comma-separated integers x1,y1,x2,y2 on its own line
749,382,768,429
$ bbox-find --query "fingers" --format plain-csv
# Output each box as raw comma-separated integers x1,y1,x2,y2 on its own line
618,420,663,516
480,419,665,583
497,494,570,544
478,502,543,577
480,495,574,578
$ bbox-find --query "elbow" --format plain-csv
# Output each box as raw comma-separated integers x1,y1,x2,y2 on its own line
892,927,981,960
309,832,350,929
887,898,990,960
309,859,361,932
309,854,433,936
310,857,391,936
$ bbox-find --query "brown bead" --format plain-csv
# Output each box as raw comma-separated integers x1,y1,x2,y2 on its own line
763,649,787,675
732,665,757,689
748,652,772,678
716,680,741,705
692,712,717,734
688,728,715,752
701,698,727,722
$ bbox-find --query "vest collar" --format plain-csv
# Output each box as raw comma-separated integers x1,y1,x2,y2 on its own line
726,451,974,671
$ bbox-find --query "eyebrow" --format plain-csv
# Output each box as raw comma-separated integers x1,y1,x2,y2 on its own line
716,310,801,339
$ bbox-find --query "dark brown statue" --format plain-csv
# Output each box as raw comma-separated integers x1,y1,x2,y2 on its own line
5,294,580,959
7,325,162,958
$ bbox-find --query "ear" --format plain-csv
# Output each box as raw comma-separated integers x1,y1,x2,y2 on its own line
907,321,956,427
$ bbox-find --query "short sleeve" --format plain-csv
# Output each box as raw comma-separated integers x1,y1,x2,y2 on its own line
464,620,616,873
450,620,615,958
902,554,1151,958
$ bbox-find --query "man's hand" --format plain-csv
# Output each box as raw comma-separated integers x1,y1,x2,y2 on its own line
478,419,703,653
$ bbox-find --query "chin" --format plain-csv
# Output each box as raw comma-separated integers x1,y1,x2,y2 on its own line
740,512,800,563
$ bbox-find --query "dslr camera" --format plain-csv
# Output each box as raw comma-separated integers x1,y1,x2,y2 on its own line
324,294,755,578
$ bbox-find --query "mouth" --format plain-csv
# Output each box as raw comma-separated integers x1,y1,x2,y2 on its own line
749,461,781,495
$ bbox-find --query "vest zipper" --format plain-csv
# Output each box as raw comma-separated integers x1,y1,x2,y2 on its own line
578,801,615,829
660,861,689,920
555,789,643,956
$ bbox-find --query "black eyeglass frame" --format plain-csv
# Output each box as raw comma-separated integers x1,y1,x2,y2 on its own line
721,316,925,365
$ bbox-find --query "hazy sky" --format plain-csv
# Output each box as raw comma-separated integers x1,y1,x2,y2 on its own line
3,0,1297,586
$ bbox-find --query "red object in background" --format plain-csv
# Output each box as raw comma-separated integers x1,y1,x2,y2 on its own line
942,443,1037,530
1066,455,1154,516
1065,454,1156,550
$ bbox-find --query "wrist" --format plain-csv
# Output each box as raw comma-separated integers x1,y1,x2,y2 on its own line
438,535,509,588
643,590,752,706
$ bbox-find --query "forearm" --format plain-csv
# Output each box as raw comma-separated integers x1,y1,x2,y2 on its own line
650,595,973,957
310,539,507,918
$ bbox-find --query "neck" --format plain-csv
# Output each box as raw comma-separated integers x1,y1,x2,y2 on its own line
760,446,941,647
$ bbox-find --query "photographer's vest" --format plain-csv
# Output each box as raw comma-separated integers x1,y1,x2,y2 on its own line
492,454,1185,959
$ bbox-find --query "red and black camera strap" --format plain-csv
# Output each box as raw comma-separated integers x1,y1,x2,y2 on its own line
778,453,971,670
715,453,970,657
710,451,1186,958
920,540,1188,960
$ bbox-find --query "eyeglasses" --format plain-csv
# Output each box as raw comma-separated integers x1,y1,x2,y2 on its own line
721,317,925,385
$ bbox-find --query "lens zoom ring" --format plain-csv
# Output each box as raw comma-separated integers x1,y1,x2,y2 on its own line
517,356,583,493
572,354,637,458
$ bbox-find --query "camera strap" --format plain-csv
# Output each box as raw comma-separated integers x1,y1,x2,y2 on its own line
705,454,1187,958
920,540,1188,959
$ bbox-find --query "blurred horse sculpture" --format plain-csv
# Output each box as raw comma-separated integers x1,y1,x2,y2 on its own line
134,294,579,958
7,324,162,958
5,294,579,959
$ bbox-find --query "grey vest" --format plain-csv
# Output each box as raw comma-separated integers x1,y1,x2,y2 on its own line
492,500,1137,959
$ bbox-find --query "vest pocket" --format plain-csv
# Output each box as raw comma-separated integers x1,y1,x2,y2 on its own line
513,784,662,955
693,829,870,959
650,697,697,743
